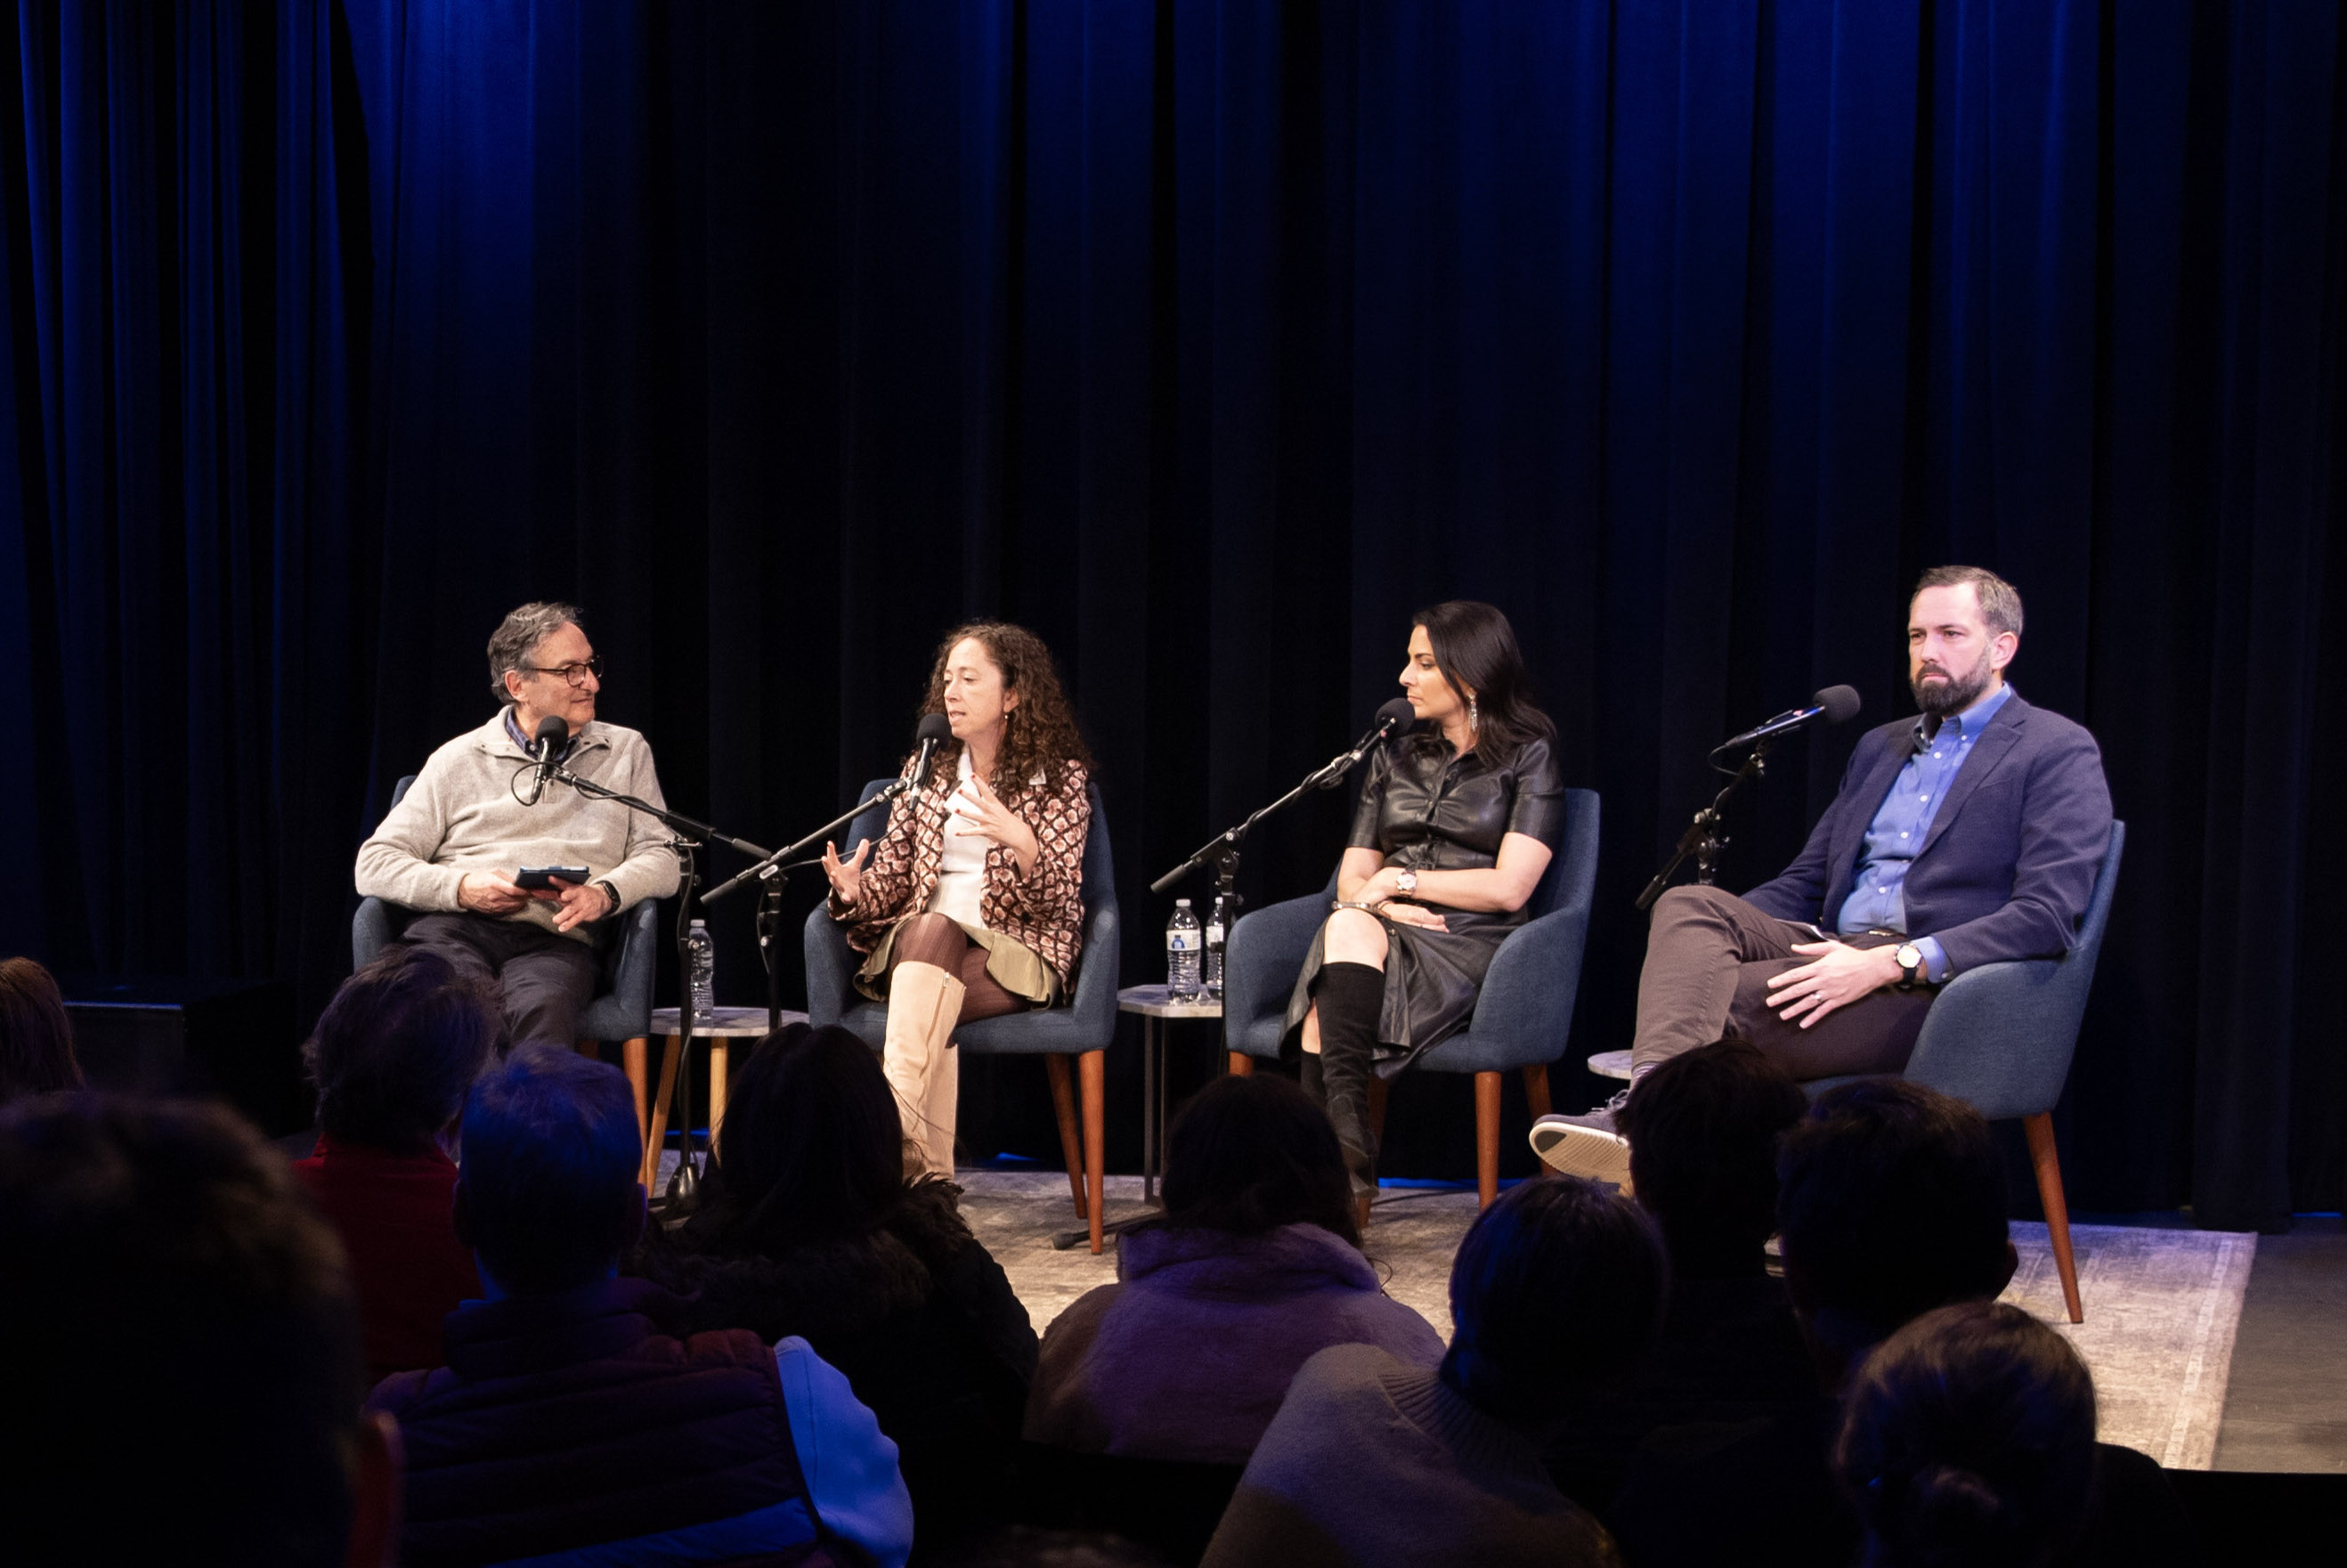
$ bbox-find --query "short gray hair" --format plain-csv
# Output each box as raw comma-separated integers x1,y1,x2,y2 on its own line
1912,566,2023,638
487,601,583,704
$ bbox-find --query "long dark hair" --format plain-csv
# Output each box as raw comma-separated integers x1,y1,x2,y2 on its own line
1159,1075,1361,1248
919,622,1092,795
1412,600,1555,767
683,1022,958,1256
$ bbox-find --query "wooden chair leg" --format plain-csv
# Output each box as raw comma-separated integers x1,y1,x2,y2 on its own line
2024,1112,2083,1324
1081,1049,1107,1255
709,1042,729,1161
621,1037,649,1153
641,1035,682,1190
1227,1052,1255,1076
1046,1053,1086,1219
1522,1062,1552,1120
1475,1071,1502,1208
1367,1074,1391,1145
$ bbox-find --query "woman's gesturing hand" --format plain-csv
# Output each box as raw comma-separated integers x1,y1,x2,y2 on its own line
823,838,872,907
952,774,1042,873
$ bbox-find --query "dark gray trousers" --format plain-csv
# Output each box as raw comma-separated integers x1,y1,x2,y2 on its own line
399,912,600,1048
1631,884,1934,1082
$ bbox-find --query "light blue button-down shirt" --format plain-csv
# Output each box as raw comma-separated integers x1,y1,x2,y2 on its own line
1834,681,2015,982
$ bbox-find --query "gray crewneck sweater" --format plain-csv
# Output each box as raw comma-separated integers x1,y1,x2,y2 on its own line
354,711,682,943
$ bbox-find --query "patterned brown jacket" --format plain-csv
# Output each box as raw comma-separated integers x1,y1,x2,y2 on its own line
838,758,1093,987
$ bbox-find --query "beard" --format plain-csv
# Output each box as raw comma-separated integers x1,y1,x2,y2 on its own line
1911,654,1994,718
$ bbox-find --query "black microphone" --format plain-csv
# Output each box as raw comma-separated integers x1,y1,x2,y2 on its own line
1714,686,1861,753
1364,697,1418,748
1318,699,1420,790
532,715,569,795
907,712,954,785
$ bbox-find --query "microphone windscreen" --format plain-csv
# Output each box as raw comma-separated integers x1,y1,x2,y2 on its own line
1813,686,1862,725
534,714,570,748
1375,697,1418,731
915,712,954,743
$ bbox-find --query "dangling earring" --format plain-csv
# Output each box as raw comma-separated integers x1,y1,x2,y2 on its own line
1468,695,1480,735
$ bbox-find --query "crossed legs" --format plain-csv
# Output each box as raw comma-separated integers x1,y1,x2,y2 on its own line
882,913,1024,1180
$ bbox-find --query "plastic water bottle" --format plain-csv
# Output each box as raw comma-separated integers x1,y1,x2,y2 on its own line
686,919,718,1018
1166,899,1202,1000
1203,898,1227,1002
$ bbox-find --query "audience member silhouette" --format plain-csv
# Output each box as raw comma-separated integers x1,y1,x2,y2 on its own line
1027,1073,1442,1464
1607,1078,2184,1568
1837,1301,2099,1568
0,1093,396,1567
295,946,496,1379
371,1042,913,1568
634,1021,1031,1552
1205,1175,1666,1568
1546,1037,1813,1506
0,955,83,1102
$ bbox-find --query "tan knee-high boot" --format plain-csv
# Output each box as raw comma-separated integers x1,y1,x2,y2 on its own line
883,961,964,1181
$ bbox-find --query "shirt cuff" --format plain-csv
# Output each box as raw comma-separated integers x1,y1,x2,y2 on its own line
1915,937,1949,985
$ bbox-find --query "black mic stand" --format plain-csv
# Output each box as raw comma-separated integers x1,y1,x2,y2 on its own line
538,762,775,1206
1096,730,1393,1248
1635,734,1777,912
704,779,921,1045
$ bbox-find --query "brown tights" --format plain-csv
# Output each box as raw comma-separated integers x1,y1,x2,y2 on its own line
886,913,1025,1025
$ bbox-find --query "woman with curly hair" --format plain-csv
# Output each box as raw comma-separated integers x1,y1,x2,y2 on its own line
824,622,1093,1178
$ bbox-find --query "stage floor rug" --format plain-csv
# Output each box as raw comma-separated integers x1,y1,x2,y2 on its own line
949,1171,2256,1469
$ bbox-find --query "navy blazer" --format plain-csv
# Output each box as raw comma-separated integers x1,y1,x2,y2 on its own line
1742,692,2113,977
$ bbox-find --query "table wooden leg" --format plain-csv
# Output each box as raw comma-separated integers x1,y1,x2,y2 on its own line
709,1041,729,1160
642,1035,682,1190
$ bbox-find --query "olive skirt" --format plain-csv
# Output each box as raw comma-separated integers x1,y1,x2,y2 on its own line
854,915,1060,1007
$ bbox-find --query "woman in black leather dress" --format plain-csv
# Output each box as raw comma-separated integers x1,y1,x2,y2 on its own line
1286,601,1564,1204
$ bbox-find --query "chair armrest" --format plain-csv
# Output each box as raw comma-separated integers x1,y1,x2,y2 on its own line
1902,956,2083,1121
603,899,662,1028
1461,902,1594,1065
1067,898,1123,1041
352,897,407,972
1222,890,1332,1060
803,903,860,1027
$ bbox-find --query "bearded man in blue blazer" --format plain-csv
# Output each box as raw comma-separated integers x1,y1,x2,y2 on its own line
1535,565,2113,1182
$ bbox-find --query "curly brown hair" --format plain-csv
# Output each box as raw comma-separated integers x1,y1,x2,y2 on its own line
918,622,1092,794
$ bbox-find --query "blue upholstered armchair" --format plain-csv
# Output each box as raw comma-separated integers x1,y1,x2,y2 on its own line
351,774,663,1102
803,778,1123,1252
1801,820,2125,1323
1222,788,1602,1206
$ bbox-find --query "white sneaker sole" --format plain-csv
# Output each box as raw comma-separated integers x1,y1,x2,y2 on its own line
1529,1123,1633,1186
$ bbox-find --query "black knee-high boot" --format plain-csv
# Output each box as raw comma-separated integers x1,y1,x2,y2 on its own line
1309,961,1386,1199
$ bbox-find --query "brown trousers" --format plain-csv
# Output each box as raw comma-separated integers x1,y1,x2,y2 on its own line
1632,884,1935,1081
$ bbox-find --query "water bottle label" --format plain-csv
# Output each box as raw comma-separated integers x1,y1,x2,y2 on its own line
1167,934,1194,952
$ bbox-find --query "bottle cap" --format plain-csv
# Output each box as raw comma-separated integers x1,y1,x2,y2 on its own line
1174,898,1191,906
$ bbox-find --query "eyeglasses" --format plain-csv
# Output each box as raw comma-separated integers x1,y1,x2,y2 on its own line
522,656,604,687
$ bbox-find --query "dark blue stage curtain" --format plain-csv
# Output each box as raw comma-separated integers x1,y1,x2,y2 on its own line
4,1,2342,1229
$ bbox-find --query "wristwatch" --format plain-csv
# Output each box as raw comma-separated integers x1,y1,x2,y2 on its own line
1395,868,1419,898
1894,942,1926,992
596,879,623,916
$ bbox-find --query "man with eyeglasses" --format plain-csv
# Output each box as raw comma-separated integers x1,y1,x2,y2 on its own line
355,602,680,1045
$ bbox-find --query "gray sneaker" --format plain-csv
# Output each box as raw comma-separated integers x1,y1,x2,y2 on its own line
1529,1089,1632,1184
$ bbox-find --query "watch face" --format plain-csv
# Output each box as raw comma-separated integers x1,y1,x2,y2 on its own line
1897,944,1922,970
